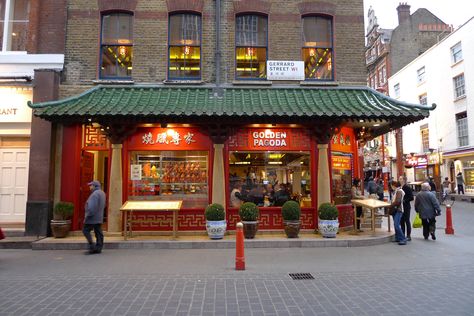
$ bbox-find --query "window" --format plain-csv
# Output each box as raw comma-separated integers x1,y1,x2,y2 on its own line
168,13,201,80
0,0,30,51
235,14,267,79
453,74,465,98
451,42,462,64
100,13,133,79
417,66,425,84
456,112,469,147
394,83,400,98
382,66,387,84
302,15,333,80
420,124,429,153
378,69,383,85
229,151,311,207
418,93,427,106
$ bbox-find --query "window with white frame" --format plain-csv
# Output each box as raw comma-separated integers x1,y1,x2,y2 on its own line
451,42,462,64
420,124,429,153
418,93,427,106
382,66,387,84
417,66,425,84
453,74,465,99
456,112,468,147
394,83,400,98
0,0,30,52
378,68,383,85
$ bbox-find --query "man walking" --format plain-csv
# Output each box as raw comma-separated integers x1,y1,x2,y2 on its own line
415,182,441,240
456,172,465,194
83,180,106,254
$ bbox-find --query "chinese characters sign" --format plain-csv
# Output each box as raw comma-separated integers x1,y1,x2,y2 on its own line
128,128,210,150
267,61,304,81
331,128,354,153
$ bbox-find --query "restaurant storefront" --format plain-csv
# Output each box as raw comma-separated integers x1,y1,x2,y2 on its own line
443,148,474,195
29,85,434,234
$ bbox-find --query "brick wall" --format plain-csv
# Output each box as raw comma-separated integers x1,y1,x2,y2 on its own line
61,0,366,95
27,0,67,54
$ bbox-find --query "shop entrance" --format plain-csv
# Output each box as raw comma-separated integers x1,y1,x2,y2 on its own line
79,150,109,228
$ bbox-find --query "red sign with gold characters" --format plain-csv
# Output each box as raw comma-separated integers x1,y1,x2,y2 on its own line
332,156,351,170
127,127,211,150
331,127,354,153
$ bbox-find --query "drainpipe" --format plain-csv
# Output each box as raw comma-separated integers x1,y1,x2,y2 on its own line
214,0,223,97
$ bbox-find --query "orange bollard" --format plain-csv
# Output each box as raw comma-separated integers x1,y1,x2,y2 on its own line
445,204,454,235
235,222,245,270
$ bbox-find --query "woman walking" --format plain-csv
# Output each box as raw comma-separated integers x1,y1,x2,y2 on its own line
388,180,407,245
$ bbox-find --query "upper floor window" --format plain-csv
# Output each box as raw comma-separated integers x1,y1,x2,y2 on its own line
456,112,469,147
100,13,133,79
451,42,462,64
168,13,201,80
302,15,333,80
453,73,465,99
394,83,400,98
418,93,427,106
235,14,267,79
0,0,30,52
417,66,425,84
420,124,429,153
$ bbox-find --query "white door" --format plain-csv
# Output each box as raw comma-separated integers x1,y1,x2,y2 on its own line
0,148,29,223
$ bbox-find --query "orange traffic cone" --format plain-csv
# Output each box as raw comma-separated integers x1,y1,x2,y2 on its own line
235,222,245,270
445,204,454,234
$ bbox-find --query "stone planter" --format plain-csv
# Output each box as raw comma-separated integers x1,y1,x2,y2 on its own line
206,220,227,239
241,220,258,239
318,219,339,238
283,220,301,238
50,220,72,238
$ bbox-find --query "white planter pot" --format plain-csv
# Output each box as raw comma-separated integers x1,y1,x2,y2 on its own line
206,220,227,239
318,219,339,238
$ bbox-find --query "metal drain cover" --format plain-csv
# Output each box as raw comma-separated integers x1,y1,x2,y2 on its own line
289,273,314,280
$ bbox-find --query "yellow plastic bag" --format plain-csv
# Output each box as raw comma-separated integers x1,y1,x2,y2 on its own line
412,212,422,228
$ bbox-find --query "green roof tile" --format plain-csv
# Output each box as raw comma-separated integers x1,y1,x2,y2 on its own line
28,85,434,122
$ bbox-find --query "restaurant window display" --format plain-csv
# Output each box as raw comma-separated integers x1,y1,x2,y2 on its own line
462,160,474,193
127,127,211,209
229,151,311,207
128,150,208,208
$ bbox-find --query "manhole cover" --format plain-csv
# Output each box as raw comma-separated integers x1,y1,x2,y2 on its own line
289,273,314,280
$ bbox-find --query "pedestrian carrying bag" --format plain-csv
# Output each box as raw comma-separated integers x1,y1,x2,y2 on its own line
413,213,422,228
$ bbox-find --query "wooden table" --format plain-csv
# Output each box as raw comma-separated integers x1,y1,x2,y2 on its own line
120,200,182,240
351,199,391,234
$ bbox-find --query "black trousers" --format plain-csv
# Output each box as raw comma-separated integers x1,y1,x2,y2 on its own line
458,184,465,194
83,223,104,251
421,218,436,239
400,207,411,238
356,206,363,230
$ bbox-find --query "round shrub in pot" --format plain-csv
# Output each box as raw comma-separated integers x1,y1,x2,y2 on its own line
205,203,226,239
318,202,339,238
281,200,301,238
239,202,259,239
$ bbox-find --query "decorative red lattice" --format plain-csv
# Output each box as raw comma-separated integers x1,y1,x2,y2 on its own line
83,125,109,150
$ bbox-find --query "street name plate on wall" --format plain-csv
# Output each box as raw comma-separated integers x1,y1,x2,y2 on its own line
267,61,304,80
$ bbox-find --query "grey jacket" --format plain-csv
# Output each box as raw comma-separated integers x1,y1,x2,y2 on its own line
414,191,441,219
85,185,106,224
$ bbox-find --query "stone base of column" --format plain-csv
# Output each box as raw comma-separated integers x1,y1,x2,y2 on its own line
25,201,53,236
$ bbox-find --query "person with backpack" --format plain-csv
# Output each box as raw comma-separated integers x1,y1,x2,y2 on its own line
399,176,414,241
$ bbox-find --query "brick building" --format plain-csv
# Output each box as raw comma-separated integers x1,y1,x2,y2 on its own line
364,3,451,185
0,0,65,226
26,0,433,236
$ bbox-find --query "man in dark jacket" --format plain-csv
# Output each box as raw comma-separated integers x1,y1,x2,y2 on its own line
367,177,377,195
399,176,414,241
82,180,106,254
415,182,441,240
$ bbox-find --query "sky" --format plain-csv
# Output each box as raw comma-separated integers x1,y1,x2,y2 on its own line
363,0,474,32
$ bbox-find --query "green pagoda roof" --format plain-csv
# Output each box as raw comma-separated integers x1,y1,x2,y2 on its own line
29,85,434,129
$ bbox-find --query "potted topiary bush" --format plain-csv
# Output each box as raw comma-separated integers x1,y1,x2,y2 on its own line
51,201,74,238
239,202,259,239
205,203,226,239
318,202,339,238
281,200,301,238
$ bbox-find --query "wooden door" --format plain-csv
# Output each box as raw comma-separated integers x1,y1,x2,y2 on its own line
78,151,94,228
0,149,29,222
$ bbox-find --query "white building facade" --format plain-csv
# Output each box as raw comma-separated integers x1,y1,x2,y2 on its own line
389,17,474,194
0,0,64,223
